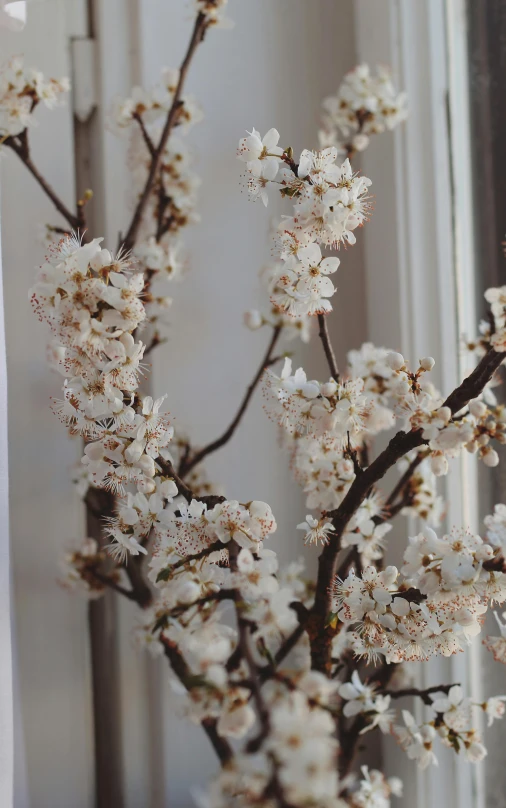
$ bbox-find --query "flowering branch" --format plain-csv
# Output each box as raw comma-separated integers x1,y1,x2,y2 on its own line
6,133,82,230
180,325,282,475
161,637,233,764
309,345,506,673
121,12,209,253
19,27,506,805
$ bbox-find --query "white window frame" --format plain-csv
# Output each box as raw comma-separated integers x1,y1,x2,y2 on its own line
355,1,482,806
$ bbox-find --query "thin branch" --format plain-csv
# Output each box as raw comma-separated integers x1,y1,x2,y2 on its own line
384,451,426,508
89,568,137,601
124,554,153,608
181,325,282,475
87,553,233,764
162,637,233,764
159,459,194,503
317,313,339,381
385,683,456,707
274,612,309,668
229,540,276,773
121,13,209,253
165,589,236,617
156,540,226,582
7,135,80,229
133,112,156,158
338,714,367,778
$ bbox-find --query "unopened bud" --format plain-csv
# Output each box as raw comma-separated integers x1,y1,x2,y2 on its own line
419,356,435,372
321,381,338,397
436,406,452,424
244,310,263,330
469,398,487,419
482,447,500,467
430,452,448,476
352,133,370,152
387,352,405,371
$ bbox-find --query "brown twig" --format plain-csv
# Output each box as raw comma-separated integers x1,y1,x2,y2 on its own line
89,568,137,601
161,637,233,764
121,13,209,253
384,451,426,508
229,542,270,731
317,313,339,381
159,458,194,503
385,683,456,706
133,112,156,158
155,540,227,582
7,135,80,229
181,325,282,475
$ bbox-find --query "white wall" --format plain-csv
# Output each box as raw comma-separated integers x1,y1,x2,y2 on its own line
2,1,368,806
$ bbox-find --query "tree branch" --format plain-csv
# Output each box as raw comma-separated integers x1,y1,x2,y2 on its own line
309,346,506,672
7,135,80,229
385,683,456,706
181,325,282,475
317,313,339,381
88,568,138,601
121,12,209,253
155,540,227,583
158,459,194,503
133,112,156,159
384,451,426,509
161,637,233,764
87,549,233,764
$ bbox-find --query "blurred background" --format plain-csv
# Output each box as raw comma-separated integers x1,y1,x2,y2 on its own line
0,1,505,806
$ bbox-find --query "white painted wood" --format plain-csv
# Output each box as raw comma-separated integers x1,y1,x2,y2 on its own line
71,38,98,122
0,187,14,808
0,3,94,806
355,0,481,806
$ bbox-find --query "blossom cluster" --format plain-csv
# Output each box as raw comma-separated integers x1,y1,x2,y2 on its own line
112,68,201,132
334,523,506,663
198,681,342,808
136,502,348,807
390,351,505,474
318,64,408,157
0,55,69,138
240,66,407,339
265,345,442,548
237,125,371,317
394,687,506,768
29,235,177,560
269,338,502,539
264,357,370,444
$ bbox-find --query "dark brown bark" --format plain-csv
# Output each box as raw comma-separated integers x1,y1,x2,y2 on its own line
317,313,339,380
